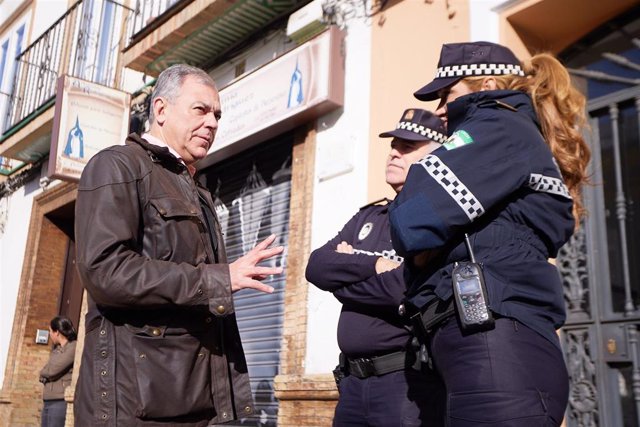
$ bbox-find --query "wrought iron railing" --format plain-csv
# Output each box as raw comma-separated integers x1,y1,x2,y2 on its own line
128,0,185,44
4,0,134,132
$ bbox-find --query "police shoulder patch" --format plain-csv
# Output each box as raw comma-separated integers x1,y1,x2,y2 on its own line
443,129,474,150
359,197,390,210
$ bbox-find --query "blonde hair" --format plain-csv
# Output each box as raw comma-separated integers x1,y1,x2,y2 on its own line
463,53,590,222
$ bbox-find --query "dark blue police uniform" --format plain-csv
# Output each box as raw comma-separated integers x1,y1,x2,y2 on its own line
306,200,443,427
390,90,573,426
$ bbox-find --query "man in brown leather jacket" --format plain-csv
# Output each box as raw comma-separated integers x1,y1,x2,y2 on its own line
74,64,283,426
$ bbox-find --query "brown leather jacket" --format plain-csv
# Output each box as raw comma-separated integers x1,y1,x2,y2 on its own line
40,340,76,401
74,134,253,426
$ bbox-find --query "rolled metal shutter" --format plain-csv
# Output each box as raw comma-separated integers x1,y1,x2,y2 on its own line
201,134,293,426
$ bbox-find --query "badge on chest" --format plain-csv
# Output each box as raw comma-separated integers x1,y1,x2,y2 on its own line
358,222,373,240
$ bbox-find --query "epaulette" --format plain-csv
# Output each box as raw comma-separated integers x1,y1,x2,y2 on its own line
477,99,518,112
359,197,390,210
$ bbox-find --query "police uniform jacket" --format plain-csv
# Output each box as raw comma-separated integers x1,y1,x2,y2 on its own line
306,201,411,358
389,90,574,346
74,134,253,426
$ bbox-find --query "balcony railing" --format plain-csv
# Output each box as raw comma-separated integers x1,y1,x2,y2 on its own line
4,0,134,132
128,0,186,45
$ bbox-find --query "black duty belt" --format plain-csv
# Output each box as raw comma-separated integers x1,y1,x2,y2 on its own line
346,351,407,379
403,298,455,343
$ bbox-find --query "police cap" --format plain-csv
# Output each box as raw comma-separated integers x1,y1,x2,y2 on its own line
414,41,525,101
379,108,446,144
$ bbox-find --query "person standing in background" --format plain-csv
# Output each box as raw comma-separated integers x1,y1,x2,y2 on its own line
39,316,77,427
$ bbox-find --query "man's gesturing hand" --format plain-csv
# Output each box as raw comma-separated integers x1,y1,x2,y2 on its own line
229,234,284,294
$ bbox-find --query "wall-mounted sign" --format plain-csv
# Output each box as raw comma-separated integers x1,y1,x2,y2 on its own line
35,329,49,345
206,26,345,163
48,75,131,181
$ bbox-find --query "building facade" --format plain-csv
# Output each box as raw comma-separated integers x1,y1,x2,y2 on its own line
0,0,638,426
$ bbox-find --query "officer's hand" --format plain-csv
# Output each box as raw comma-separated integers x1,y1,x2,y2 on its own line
376,257,401,274
229,234,284,294
336,241,354,254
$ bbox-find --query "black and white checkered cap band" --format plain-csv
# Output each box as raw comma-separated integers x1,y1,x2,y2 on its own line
397,122,447,143
353,248,404,263
528,173,571,199
435,63,525,79
418,155,485,221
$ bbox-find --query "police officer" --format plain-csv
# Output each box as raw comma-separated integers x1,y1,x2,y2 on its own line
306,109,447,427
389,42,590,426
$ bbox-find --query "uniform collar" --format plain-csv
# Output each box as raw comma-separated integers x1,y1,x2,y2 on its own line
446,90,539,135
360,197,391,213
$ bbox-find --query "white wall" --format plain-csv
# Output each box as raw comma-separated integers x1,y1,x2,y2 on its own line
0,176,42,385
211,30,295,89
121,68,147,94
304,19,372,374
469,0,506,42
0,1,25,21
30,0,68,43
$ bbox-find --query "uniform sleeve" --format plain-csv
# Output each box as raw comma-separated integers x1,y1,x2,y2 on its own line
332,264,405,308
39,343,75,382
389,108,570,255
305,212,378,291
306,209,406,308
75,149,233,315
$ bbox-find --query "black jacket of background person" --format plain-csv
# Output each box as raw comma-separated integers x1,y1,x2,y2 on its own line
389,90,575,348
306,201,411,358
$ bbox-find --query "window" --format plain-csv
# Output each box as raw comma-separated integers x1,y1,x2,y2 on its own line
0,24,26,132
0,41,8,87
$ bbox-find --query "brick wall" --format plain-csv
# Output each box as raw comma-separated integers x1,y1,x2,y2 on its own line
11,217,68,426
274,126,339,426
0,183,78,427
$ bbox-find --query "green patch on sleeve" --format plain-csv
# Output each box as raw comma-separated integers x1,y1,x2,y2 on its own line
443,130,474,150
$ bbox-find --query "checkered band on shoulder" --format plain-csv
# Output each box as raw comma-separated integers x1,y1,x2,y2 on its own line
435,63,525,79
418,155,485,221
528,173,572,199
397,122,447,143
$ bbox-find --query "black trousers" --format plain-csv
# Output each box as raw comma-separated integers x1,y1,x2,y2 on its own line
430,317,569,426
333,368,445,427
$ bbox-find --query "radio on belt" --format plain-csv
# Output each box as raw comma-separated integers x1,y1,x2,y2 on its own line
452,234,495,332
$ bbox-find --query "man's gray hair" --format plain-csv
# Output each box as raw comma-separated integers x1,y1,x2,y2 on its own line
148,64,217,123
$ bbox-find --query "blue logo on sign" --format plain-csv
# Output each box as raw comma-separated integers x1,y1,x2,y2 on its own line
287,60,304,108
64,116,85,158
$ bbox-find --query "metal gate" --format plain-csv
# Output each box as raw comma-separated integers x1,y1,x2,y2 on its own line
201,135,293,426
560,34,640,426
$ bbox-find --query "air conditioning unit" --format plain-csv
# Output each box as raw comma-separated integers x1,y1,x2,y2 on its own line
286,0,327,45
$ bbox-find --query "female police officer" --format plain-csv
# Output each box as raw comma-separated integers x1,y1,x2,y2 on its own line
389,42,590,426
